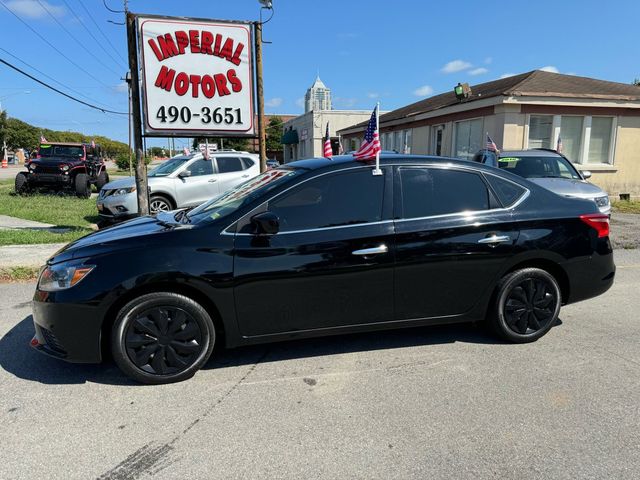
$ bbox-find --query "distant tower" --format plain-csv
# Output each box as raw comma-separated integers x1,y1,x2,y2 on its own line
304,75,332,112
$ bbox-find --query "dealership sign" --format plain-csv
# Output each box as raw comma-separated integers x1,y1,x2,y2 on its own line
138,16,254,137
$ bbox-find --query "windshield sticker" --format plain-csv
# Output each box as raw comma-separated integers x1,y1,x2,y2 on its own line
499,157,520,163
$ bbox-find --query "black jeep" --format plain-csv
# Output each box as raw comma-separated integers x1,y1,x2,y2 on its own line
15,142,109,198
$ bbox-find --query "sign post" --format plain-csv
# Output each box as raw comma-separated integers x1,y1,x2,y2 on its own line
254,21,266,172
126,12,149,216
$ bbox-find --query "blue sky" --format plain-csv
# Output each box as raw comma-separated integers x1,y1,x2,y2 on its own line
1,0,638,148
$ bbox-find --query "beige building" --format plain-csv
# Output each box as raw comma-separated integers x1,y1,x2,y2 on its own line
339,71,640,197
282,110,380,162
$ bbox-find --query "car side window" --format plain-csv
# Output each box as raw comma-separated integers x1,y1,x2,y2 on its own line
187,159,214,177
241,157,255,169
399,167,490,219
484,174,527,207
216,157,244,173
268,169,384,231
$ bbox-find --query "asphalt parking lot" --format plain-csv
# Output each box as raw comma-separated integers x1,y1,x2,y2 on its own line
0,250,638,480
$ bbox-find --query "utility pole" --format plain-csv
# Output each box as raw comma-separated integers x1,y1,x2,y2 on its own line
254,21,266,172
126,12,149,215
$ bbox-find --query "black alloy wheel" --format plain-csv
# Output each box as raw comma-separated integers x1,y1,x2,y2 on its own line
490,268,561,343
112,292,215,384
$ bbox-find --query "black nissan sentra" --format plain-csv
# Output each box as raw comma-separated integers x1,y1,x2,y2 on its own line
31,155,615,384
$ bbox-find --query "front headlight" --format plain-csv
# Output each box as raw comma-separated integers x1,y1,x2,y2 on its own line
29,163,37,171
113,186,136,196
595,195,610,207
38,262,95,292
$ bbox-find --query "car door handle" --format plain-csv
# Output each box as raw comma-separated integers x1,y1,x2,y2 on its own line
478,235,511,245
352,245,388,256
208,179,217,183
242,174,250,178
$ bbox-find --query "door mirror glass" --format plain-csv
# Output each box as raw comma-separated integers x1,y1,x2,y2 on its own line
582,170,592,179
251,211,280,235
178,169,192,178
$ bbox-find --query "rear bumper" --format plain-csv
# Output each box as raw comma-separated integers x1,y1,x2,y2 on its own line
31,293,104,363
563,248,615,304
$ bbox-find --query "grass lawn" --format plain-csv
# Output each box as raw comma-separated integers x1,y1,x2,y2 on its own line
612,200,640,214
0,179,100,245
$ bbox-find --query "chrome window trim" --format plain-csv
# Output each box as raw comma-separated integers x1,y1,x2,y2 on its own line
221,162,530,236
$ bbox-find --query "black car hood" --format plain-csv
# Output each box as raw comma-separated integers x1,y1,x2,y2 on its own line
48,215,191,264
31,157,82,166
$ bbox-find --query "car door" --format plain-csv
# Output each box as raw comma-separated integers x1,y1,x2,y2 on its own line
393,165,521,320
214,156,252,194
174,158,218,207
233,166,394,337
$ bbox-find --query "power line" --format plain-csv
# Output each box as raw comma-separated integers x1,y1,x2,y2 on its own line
0,1,112,88
35,0,122,76
73,0,127,66
62,0,124,66
102,0,124,13
0,46,121,110
0,57,128,115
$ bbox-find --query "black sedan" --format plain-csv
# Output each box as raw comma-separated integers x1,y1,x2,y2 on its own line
31,155,615,384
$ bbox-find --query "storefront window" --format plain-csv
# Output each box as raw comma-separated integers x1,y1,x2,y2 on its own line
528,115,553,149
560,116,583,161
587,117,613,164
454,118,483,160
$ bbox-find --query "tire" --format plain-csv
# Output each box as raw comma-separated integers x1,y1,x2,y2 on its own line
488,268,561,343
111,292,215,384
96,171,109,191
149,195,173,214
74,173,91,198
14,172,30,194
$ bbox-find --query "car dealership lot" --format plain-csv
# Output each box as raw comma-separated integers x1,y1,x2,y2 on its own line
0,250,638,480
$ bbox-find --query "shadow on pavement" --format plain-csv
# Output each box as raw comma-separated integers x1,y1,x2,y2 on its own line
0,314,562,385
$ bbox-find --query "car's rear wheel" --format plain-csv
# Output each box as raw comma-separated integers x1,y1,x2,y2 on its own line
149,195,173,214
111,292,215,384
14,172,30,194
489,268,561,343
74,173,91,198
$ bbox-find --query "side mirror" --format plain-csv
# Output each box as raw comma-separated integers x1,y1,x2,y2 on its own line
582,170,592,180
178,170,192,178
251,211,279,235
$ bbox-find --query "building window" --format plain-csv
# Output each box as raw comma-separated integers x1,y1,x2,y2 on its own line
560,116,583,162
528,115,553,149
403,130,412,154
454,118,483,160
299,140,305,158
394,131,402,153
587,117,614,164
432,125,444,156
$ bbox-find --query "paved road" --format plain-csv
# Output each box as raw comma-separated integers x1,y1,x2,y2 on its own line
0,251,638,479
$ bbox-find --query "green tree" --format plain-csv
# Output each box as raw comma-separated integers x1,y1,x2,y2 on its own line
147,146,166,157
266,116,284,152
192,136,250,151
0,109,7,150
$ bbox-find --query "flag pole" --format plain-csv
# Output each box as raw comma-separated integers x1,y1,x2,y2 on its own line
372,102,382,176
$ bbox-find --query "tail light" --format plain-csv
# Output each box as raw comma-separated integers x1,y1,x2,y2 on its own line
579,214,610,238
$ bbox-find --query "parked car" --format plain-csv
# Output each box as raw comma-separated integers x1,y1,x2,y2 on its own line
97,151,260,220
15,142,108,198
472,148,611,215
266,159,280,169
32,154,614,384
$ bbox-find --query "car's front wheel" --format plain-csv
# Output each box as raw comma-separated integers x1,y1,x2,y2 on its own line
149,195,173,214
75,173,91,198
488,268,561,343
14,172,30,194
111,292,216,384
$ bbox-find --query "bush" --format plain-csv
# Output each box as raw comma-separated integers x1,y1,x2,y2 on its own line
115,153,151,171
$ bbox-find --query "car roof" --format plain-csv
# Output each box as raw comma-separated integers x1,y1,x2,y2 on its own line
499,149,562,158
286,154,485,171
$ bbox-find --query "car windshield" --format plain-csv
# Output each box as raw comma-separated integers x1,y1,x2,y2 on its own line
148,155,191,177
497,155,581,179
39,144,84,158
186,168,303,224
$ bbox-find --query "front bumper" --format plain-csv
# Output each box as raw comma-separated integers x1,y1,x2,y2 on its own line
31,291,105,363
97,191,137,219
28,172,72,185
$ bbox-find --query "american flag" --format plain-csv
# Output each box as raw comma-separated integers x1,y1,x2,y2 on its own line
486,133,498,151
183,147,191,156
556,136,563,153
323,122,332,158
40,135,47,143
353,106,381,160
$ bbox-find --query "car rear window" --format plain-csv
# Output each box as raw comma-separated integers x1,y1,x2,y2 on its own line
484,174,527,207
399,167,490,219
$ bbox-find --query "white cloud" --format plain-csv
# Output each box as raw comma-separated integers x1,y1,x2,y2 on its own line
265,97,283,108
540,65,559,73
484,57,493,65
367,92,379,99
112,82,128,94
295,97,305,108
500,73,516,79
441,60,472,74
469,68,488,76
6,0,65,19
413,85,434,97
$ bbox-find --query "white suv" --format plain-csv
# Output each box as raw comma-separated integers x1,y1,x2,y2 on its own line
97,151,260,221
